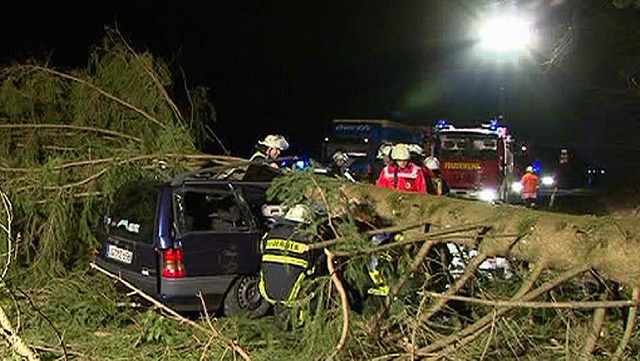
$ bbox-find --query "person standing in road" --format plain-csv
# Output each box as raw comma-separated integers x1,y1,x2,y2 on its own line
243,134,289,181
520,166,540,208
376,143,426,193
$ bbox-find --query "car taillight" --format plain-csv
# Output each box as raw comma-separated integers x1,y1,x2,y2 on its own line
162,248,185,278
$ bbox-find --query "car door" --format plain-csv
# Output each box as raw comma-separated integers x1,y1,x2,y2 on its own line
173,183,262,277
101,181,161,295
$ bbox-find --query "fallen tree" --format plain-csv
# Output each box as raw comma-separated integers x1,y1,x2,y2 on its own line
268,172,640,360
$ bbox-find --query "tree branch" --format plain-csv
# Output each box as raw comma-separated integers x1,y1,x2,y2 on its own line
612,287,640,360
0,123,142,143
89,262,252,361
325,249,349,360
20,65,168,130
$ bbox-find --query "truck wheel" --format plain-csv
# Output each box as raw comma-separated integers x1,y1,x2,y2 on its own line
223,275,270,318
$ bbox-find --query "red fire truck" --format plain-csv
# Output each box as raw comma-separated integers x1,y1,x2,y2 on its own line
432,119,517,202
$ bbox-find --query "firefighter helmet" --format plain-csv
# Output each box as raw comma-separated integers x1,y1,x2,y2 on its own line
258,135,290,151
284,204,311,224
332,151,349,163
406,143,424,155
376,143,393,159
391,143,411,161
424,156,440,170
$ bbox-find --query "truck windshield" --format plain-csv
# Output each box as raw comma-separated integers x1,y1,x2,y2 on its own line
326,139,370,156
439,132,498,161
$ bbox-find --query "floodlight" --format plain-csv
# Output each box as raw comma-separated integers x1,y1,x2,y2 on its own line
478,15,532,52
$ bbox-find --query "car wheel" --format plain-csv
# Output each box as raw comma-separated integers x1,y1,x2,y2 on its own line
223,275,270,318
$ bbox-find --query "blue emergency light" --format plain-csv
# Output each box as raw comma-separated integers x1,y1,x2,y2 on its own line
532,160,541,174
489,119,499,131
436,119,448,129
281,158,311,170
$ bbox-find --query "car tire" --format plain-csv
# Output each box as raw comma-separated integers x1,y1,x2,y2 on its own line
223,275,270,319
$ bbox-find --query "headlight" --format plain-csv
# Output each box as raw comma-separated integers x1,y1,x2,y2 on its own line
511,182,523,193
478,188,498,202
541,176,555,186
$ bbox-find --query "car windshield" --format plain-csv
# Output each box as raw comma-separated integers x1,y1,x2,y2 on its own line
439,132,498,161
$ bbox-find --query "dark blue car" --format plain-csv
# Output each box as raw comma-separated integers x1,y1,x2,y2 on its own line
92,175,274,316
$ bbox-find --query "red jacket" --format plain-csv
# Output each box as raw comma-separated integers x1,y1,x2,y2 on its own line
376,163,426,193
520,172,540,198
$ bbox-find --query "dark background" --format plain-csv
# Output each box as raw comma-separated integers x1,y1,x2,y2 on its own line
2,0,640,177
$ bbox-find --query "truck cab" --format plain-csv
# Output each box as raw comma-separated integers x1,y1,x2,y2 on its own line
435,120,515,202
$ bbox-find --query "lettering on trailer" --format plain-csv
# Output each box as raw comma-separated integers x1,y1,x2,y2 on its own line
334,124,372,132
443,162,482,171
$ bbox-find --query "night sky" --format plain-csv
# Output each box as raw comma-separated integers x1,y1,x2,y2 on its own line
2,1,640,172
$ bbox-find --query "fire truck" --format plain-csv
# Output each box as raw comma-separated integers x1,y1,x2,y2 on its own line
432,119,517,202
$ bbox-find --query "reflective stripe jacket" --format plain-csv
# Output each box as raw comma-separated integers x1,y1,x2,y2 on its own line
376,163,426,193
243,151,279,181
259,220,322,305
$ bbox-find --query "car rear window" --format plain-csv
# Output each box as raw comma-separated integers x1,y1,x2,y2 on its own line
107,182,160,243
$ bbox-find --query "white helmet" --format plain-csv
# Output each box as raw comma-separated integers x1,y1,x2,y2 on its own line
332,151,348,163
261,204,287,218
376,143,393,159
526,166,534,173
258,134,289,151
284,204,311,224
407,143,424,155
391,143,411,161
424,156,440,170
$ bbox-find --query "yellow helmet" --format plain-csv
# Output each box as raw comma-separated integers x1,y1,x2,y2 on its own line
391,144,411,161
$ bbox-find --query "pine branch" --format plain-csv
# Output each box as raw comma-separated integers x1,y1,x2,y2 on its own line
19,65,168,130
89,262,253,361
0,123,142,143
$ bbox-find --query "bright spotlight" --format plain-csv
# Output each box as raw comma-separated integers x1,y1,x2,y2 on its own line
478,15,533,52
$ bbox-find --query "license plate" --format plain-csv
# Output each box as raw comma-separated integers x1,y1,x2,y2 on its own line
106,244,133,264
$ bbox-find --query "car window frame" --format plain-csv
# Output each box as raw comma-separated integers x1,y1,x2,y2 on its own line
173,183,256,237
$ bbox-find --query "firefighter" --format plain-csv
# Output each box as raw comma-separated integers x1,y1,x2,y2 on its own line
520,166,540,208
406,143,441,195
243,134,289,181
259,204,327,328
424,155,449,196
328,151,356,182
369,142,393,183
378,142,393,166
376,143,426,193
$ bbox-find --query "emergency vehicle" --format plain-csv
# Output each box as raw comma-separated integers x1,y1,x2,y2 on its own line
433,119,516,202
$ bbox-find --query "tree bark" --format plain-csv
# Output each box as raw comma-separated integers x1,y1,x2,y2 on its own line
340,182,640,289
